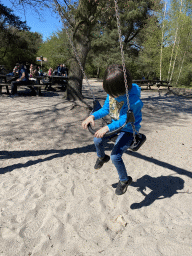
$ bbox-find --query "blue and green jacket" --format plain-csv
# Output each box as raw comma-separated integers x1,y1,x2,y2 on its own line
92,83,143,133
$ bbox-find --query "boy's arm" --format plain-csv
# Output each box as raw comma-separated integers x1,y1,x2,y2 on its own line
107,98,143,132
94,125,109,138
107,113,127,131
92,95,109,120
82,115,95,129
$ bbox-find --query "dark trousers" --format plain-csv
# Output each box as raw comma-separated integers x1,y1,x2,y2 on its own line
11,80,29,94
94,132,134,182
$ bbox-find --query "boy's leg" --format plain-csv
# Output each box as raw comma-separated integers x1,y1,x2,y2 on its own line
93,136,108,158
111,132,133,182
93,136,110,169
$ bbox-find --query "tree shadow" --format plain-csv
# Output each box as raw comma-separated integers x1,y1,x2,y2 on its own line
141,92,192,114
0,141,191,183
130,174,185,209
0,142,113,174
125,150,192,179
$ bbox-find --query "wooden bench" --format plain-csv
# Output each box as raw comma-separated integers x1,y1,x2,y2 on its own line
9,80,42,96
0,83,9,94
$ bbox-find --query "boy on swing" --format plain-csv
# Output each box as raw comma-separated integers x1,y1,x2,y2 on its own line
82,64,143,195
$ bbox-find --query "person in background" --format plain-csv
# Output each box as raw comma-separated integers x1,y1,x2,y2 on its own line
38,66,43,76
62,64,68,77
29,64,33,76
13,63,20,77
29,64,35,78
48,67,53,76
11,64,29,95
56,64,59,75
33,66,39,77
57,64,64,76
25,63,30,75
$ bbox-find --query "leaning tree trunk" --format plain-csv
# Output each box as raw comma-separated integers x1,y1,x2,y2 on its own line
64,29,91,103
54,0,100,104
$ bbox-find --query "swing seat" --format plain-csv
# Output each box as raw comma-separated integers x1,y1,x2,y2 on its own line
88,99,131,137
88,100,146,151
129,133,146,151
107,132,146,151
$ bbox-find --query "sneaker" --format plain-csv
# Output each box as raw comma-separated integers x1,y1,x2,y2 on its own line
94,154,110,169
115,176,132,195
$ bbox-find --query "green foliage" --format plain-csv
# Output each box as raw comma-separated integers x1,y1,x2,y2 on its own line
0,3,29,30
9,0,192,88
84,0,163,79
0,3,42,70
37,30,73,72
138,15,162,79
164,0,192,86
0,28,42,70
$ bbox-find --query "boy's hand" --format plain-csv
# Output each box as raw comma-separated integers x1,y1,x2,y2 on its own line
82,115,95,129
94,126,109,138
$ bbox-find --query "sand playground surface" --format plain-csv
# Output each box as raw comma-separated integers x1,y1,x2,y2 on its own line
0,80,192,256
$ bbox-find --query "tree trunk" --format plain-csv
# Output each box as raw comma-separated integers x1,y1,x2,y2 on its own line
65,31,91,103
97,67,100,78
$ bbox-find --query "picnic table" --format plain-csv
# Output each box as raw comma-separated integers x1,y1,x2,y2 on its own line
48,75,68,86
0,74,7,83
0,75,9,94
35,75,68,91
0,74,68,96
133,80,172,90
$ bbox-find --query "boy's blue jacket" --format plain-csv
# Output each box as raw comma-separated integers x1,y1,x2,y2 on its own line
92,83,143,133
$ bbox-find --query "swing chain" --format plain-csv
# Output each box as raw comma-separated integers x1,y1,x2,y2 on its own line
114,0,130,111
114,0,137,145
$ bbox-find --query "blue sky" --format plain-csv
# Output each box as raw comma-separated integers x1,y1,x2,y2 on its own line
1,0,63,41
2,0,172,41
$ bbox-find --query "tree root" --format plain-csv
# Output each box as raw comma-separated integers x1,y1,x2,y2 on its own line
63,83,92,110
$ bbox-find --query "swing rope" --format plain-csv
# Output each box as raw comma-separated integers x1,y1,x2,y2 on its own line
114,0,137,145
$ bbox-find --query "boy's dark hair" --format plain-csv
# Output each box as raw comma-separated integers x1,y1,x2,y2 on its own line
103,64,132,97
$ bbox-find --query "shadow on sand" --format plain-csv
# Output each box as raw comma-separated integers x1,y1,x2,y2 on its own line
130,174,185,209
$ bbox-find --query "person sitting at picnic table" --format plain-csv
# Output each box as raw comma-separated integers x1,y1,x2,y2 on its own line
48,67,53,76
11,64,29,95
38,66,43,76
62,64,68,77
57,64,62,76
29,64,35,78
26,63,30,74
13,63,20,77
46,67,53,86
33,66,39,77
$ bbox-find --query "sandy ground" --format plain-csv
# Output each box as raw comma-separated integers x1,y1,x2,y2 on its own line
0,81,192,256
